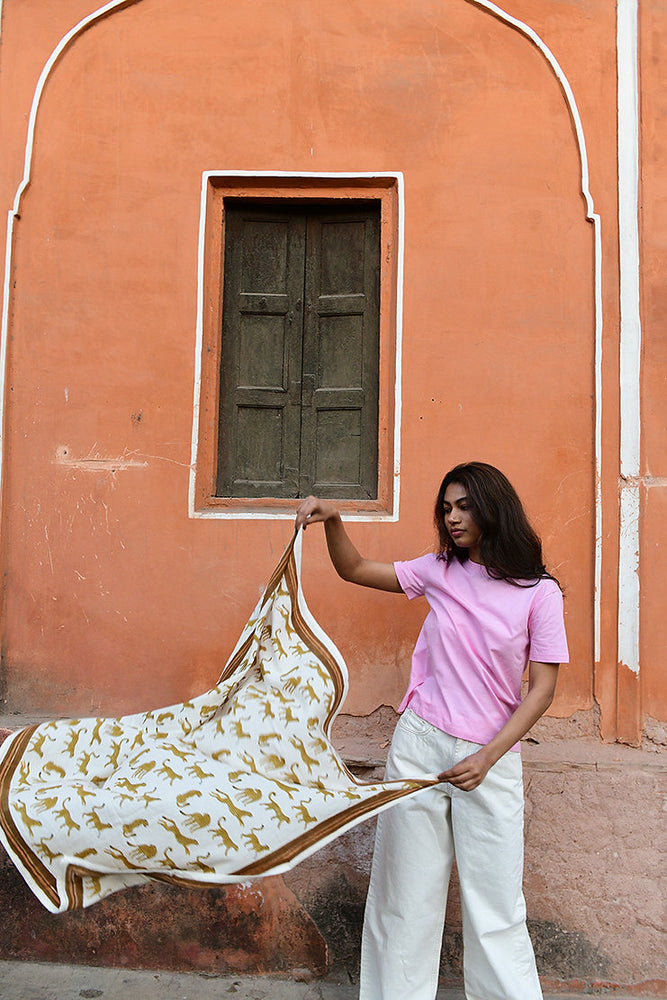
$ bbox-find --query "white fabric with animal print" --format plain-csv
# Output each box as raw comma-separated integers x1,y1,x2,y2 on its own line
0,530,435,912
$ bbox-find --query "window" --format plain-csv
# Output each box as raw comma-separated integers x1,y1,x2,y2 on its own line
193,174,400,518
217,200,380,500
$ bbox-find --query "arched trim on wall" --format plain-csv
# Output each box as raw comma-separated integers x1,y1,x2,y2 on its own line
464,0,604,668
0,0,613,699
0,0,144,519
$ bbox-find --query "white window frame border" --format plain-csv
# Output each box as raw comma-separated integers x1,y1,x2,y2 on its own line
188,170,405,521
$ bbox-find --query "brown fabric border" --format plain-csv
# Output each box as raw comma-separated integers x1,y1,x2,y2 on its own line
0,725,61,908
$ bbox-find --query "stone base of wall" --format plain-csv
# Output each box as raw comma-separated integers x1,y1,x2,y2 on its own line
0,713,665,994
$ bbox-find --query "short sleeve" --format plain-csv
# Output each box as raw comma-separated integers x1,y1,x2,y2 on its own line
528,582,569,664
393,554,434,600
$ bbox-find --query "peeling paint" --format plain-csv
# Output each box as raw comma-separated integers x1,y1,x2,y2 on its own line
53,446,148,472
621,475,667,489
618,485,640,674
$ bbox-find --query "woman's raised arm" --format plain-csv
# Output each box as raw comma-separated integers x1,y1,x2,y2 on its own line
295,497,403,593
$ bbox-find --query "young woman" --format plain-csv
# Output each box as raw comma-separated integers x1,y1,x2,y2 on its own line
295,462,568,1000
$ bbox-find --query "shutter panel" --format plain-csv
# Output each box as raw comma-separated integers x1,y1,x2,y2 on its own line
217,204,305,498
300,204,380,499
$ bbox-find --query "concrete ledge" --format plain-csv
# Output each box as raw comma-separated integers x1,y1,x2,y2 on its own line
0,959,664,1000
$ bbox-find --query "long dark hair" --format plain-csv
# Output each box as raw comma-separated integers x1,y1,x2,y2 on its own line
434,462,559,587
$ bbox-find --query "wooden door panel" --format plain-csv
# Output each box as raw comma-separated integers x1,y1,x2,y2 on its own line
301,205,379,499
317,315,364,387
217,199,379,500
235,406,286,488
313,409,363,495
318,219,367,294
217,205,305,497
237,313,288,389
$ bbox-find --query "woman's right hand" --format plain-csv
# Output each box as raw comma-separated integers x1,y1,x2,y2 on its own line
295,496,340,532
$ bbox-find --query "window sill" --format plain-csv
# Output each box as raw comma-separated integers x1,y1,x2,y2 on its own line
192,496,397,520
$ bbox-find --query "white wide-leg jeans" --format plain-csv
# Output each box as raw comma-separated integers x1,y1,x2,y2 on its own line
359,709,542,1000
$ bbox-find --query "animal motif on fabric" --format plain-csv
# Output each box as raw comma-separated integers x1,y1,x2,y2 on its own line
0,530,436,912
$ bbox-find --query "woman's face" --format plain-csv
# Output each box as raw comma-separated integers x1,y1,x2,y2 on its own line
443,482,483,561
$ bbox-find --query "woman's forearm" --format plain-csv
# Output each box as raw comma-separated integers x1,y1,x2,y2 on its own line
323,512,365,581
438,661,559,790
295,497,402,592
480,679,556,767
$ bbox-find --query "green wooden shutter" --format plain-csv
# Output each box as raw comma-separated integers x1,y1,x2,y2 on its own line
216,203,305,498
216,199,380,501
299,203,380,499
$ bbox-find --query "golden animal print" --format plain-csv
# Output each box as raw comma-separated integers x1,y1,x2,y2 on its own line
15,802,43,836
236,788,262,805
122,818,149,837
131,843,158,861
134,759,156,778
290,737,318,773
36,836,61,862
183,812,211,832
264,794,290,827
161,743,194,763
64,729,83,757
186,762,214,780
85,809,112,833
35,795,58,813
158,817,198,855
211,791,252,825
77,751,96,775
157,763,181,784
192,854,215,873
212,821,238,855
106,846,144,870
42,762,66,779
258,732,280,746
74,784,95,804
116,777,145,794
176,789,201,808
54,801,80,833
105,741,125,769
293,800,318,826
242,828,270,852
261,753,286,771
0,529,435,914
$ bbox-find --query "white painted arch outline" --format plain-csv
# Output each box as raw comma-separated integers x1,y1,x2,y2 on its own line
0,0,614,663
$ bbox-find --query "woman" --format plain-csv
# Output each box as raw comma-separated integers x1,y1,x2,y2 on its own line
295,461,568,1000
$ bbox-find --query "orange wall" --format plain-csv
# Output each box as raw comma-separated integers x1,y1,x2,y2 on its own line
639,0,667,729
0,0,662,740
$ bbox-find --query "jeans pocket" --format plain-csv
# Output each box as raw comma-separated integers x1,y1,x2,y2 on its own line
397,709,432,736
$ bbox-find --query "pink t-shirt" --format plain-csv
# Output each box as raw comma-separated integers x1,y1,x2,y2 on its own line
394,554,568,749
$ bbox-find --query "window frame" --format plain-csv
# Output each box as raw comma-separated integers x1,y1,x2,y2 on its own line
190,172,403,520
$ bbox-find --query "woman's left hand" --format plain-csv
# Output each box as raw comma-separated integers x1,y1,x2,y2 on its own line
438,748,494,792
